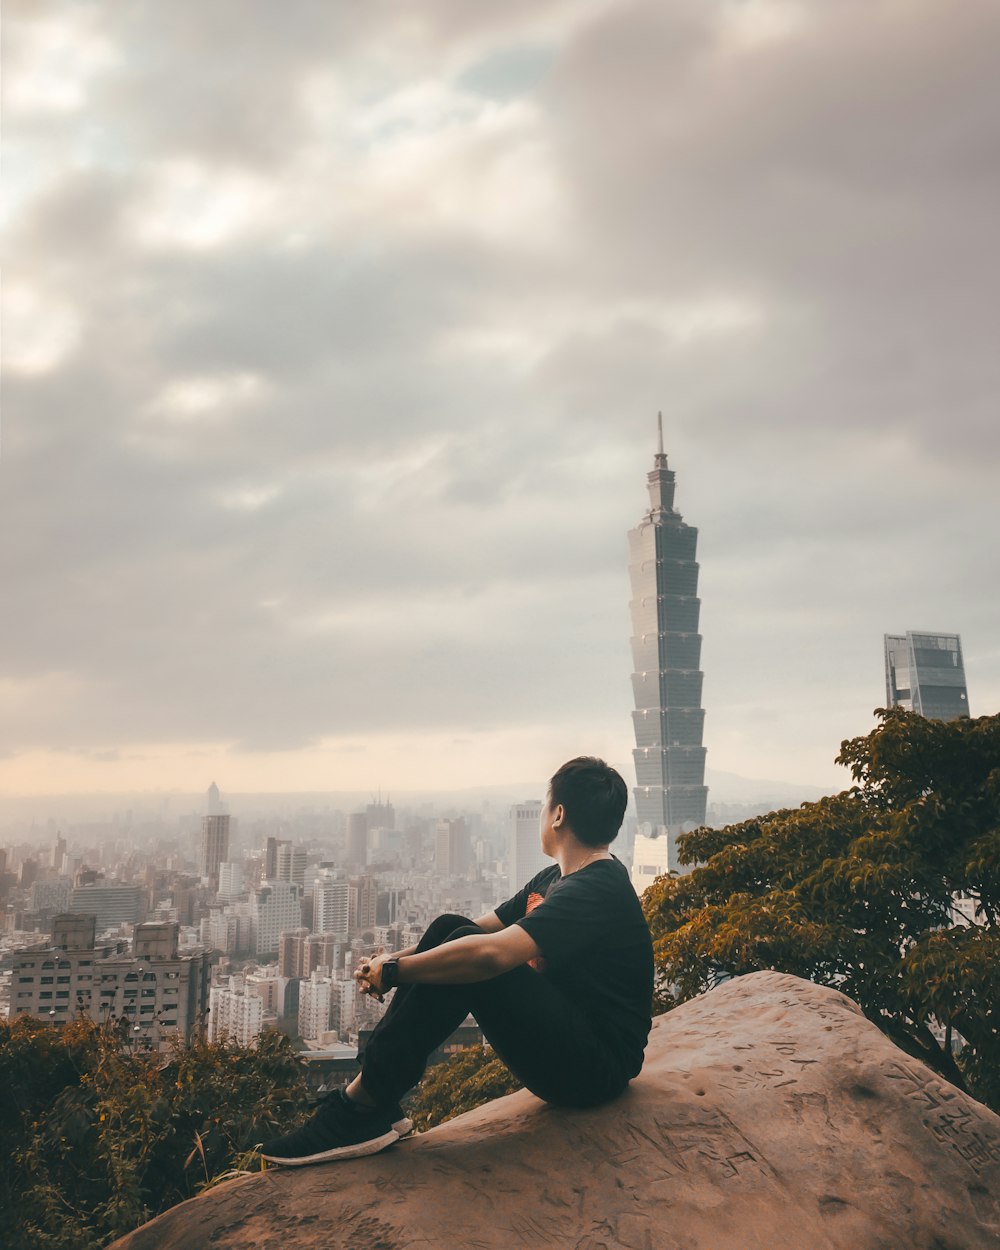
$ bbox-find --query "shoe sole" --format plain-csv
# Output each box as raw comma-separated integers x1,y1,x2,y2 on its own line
392,1116,413,1137
261,1128,399,1167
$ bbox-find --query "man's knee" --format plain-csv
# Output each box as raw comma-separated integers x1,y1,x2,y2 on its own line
418,913,478,950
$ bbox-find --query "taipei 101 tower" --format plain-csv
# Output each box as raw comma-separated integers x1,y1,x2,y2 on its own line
628,417,707,889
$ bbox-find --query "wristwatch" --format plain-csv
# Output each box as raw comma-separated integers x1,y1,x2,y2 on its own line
380,959,400,992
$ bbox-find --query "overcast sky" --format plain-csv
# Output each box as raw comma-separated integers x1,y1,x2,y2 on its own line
3,0,997,801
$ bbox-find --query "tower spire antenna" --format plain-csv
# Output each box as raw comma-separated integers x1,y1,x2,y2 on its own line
657,411,664,456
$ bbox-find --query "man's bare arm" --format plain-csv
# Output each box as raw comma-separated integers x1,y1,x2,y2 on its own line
358,924,538,994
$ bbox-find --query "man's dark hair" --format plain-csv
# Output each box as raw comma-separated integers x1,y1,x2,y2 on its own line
548,756,628,848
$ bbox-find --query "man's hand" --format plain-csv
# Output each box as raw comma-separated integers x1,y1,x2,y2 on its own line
354,951,389,1002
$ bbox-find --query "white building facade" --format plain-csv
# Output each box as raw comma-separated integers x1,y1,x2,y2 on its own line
208,977,264,1046
251,880,302,956
298,971,332,1041
508,801,549,894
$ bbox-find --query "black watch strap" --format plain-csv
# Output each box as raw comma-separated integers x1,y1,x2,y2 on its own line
380,959,400,991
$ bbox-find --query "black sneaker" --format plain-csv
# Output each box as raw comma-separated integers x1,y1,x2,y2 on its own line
310,1088,412,1138
259,1090,399,1166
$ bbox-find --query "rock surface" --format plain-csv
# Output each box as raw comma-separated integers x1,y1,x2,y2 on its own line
110,971,1000,1250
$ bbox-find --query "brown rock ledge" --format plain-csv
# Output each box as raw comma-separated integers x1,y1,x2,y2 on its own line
109,970,1000,1250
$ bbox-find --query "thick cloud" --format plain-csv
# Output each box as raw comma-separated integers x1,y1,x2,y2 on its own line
2,0,996,795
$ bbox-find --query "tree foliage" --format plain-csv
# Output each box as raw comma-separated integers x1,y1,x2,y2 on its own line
0,1018,307,1250
405,1045,522,1131
643,709,1000,1112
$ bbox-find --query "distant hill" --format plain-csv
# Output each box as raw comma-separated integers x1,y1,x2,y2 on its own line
704,768,831,807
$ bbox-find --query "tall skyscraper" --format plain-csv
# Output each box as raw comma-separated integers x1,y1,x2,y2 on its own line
200,814,230,889
508,801,549,894
349,875,379,934
347,813,369,869
628,417,707,889
366,795,395,832
884,631,970,720
434,818,469,877
264,837,283,880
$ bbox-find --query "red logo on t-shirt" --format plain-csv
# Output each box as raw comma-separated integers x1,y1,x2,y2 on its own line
526,891,546,970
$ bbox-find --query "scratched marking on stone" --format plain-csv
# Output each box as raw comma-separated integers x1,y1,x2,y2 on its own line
926,1109,1000,1175
724,1066,793,1091
504,1212,566,1243
646,1106,775,1184
882,1059,1000,1176
883,1059,958,1110
777,992,847,1026
576,1124,677,1181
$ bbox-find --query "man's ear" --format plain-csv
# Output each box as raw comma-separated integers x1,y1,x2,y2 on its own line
551,804,565,829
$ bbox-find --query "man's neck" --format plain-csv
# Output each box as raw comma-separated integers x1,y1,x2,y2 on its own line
556,839,613,877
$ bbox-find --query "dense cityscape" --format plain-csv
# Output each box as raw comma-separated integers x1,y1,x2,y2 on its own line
0,442,975,1083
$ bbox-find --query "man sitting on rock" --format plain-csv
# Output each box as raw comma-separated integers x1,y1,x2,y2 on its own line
259,756,654,1165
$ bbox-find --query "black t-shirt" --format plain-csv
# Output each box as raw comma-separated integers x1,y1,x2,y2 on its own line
494,856,653,1078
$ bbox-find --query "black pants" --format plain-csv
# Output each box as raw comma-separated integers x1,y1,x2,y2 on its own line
359,914,628,1109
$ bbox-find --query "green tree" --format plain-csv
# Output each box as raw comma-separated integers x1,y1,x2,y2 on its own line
406,1045,522,1131
643,709,1000,1112
0,1018,307,1250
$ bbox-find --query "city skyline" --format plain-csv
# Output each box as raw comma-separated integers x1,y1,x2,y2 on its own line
4,3,998,799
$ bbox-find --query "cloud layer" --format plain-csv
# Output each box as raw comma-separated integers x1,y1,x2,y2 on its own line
3,0,997,796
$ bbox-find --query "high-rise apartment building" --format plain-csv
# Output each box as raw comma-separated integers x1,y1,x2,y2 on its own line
200,814,230,889
884,632,970,721
69,883,144,930
347,813,368,869
302,932,341,978
628,419,707,889
217,861,245,902
313,873,351,939
299,971,332,1041
276,842,307,890
434,819,469,877
264,836,282,880
330,978,358,1038
508,802,548,894
278,927,310,978
30,877,73,914
250,880,301,956
349,876,378,935
208,977,264,1047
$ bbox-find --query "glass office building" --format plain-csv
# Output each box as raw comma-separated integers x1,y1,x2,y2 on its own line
628,421,707,886
884,631,970,721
